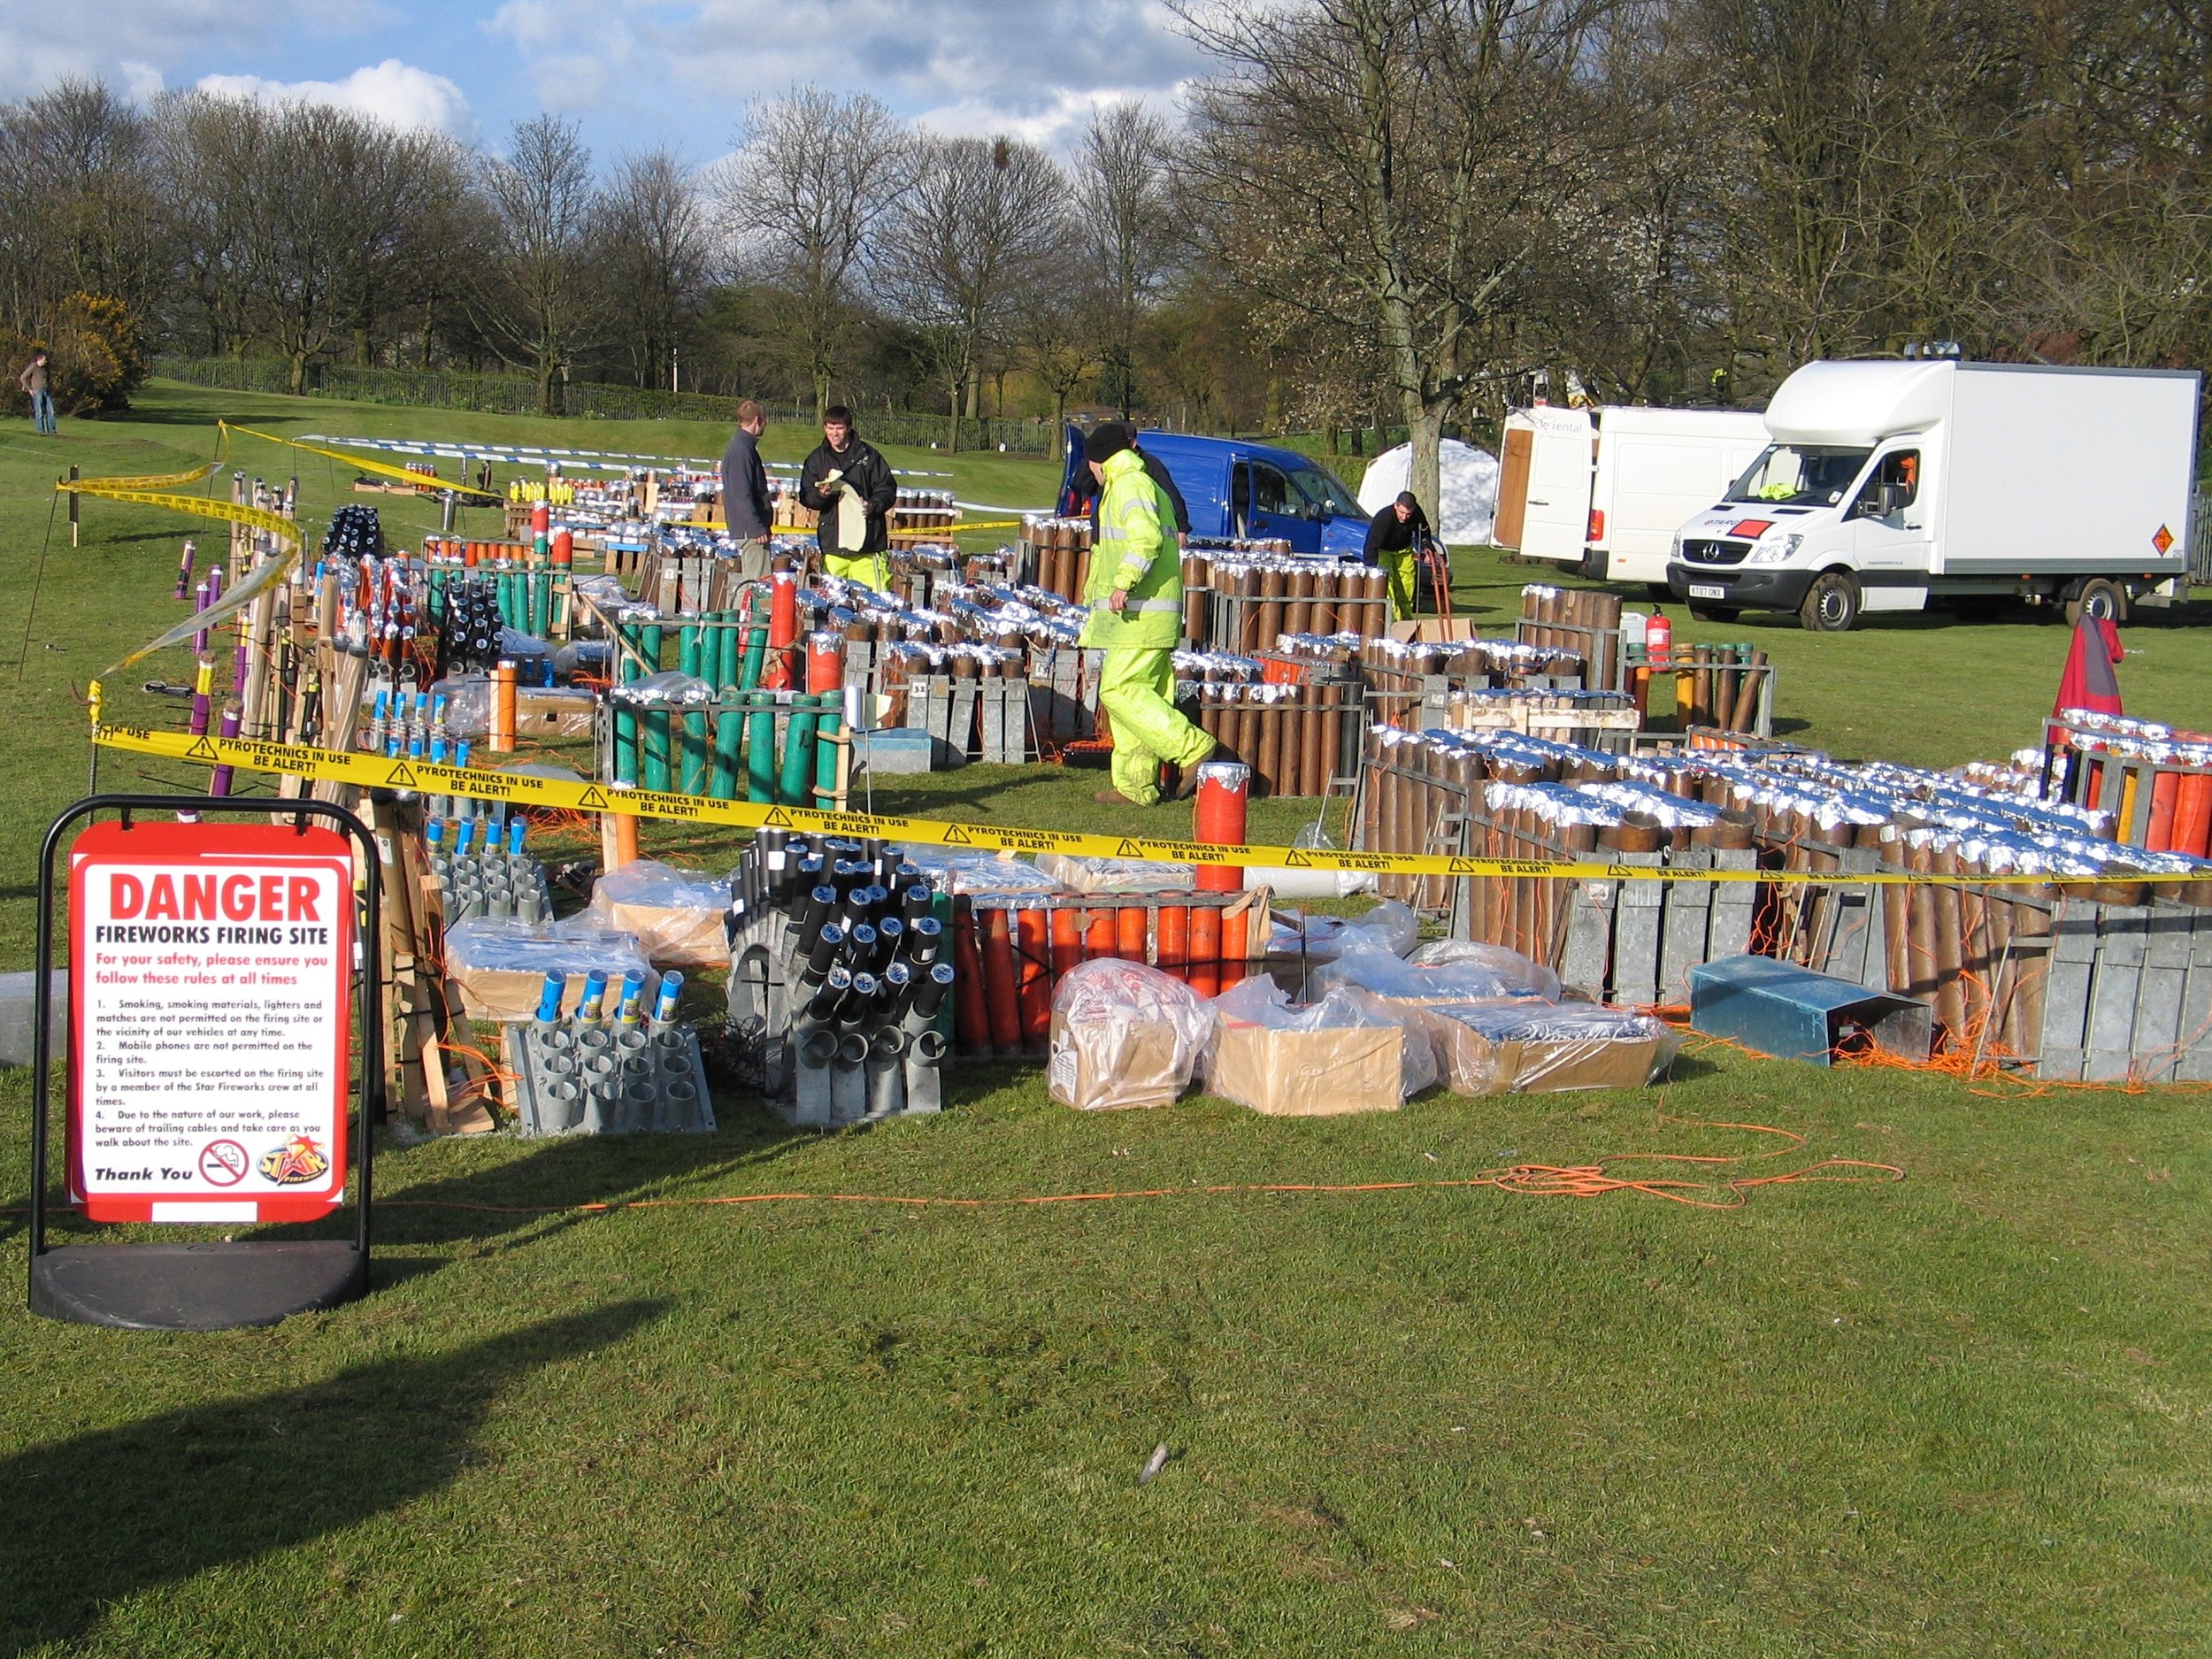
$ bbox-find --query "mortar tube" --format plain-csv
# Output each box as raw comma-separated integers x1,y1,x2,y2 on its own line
654,971,685,1024
618,969,647,1026
979,906,1023,1056
1082,900,1116,960
843,973,880,1028
1187,902,1222,999
679,623,702,680
950,899,992,1056
209,706,241,795
908,913,943,968
187,659,215,740
535,972,566,1026
680,705,710,796
864,1025,908,1118
745,694,777,804
710,701,741,800
808,965,854,1024
1218,900,1248,992
848,923,878,972
874,914,905,971
881,958,915,1018
641,622,664,677
641,703,673,792
739,620,768,692
830,1031,869,1120
805,922,846,979
1114,896,1149,964
1015,903,1052,1054
173,538,196,601
778,694,819,807
798,884,838,939
911,960,955,1021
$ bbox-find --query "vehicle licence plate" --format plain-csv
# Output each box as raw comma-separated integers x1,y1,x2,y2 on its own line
1688,584,1726,600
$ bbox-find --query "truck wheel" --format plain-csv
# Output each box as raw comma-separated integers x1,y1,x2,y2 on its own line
2065,578,2127,628
1799,569,1861,633
1687,604,1740,623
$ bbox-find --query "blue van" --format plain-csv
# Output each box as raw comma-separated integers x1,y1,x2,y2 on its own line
1057,425,1373,558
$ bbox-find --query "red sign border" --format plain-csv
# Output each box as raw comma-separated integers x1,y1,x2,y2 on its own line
67,818,355,1224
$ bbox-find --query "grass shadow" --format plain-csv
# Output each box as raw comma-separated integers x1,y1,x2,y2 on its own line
0,1298,666,1656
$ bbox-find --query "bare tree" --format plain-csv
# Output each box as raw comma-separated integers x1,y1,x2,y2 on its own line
473,115,605,413
717,87,908,419
1080,100,1177,417
602,147,712,388
873,134,1065,451
1177,0,1615,526
0,79,158,337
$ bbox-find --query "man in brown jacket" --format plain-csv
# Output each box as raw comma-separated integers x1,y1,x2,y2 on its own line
19,351,54,434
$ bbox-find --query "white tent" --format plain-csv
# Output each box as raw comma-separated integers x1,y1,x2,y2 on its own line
1357,439,1499,545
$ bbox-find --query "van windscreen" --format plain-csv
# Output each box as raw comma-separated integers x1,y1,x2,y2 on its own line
1727,443,1870,507
1286,464,1363,518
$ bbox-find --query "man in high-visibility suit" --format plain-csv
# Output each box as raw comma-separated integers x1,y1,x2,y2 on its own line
1081,424,1217,806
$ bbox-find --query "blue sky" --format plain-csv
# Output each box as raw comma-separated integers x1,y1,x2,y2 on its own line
2,0,1204,158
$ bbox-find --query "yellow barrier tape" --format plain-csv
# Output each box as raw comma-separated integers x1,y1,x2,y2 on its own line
56,458,226,495
221,421,502,502
85,724,2159,888
57,483,303,549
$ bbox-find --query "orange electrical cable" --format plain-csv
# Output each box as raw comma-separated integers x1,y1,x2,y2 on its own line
372,1116,1903,1218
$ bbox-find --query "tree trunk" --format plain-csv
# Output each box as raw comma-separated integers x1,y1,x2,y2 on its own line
538,357,557,417
813,367,831,425
1405,396,1445,549
288,351,308,396
945,371,962,454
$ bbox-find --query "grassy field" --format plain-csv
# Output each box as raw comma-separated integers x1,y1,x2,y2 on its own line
1,384,2209,1656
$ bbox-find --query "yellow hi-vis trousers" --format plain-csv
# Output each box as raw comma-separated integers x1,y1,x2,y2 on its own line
1099,645,1215,806
1380,549,1419,620
825,549,889,591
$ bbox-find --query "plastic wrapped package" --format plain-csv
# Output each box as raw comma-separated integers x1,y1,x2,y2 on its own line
1266,897,1422,964
608,670,716,708
1036,853,1196,893
1314,938,1562,1004
898,845,1067,896
1406,1000,1680,1096
585,859,733,969
444,918,657,1022
513,685,596,738
421,674,489,736
1048,959,1210,1110
1207,979,1435,1112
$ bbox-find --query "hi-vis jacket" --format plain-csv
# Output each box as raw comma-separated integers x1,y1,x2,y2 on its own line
1079,448,1183,649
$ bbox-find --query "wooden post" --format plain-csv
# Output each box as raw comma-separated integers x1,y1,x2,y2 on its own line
67,465,78,547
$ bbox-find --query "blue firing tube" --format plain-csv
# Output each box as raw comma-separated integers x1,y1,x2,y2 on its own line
535,972,565,1025
454,818,474,859
579,970,609,1022
618,970,646,1025
507,818,526,856
654,972,684,1023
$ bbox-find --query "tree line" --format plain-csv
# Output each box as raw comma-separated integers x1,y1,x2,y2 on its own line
1,0,2205,490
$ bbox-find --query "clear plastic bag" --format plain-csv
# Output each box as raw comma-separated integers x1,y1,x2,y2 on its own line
1315,937,1562,1003
1266,897,1422,964
1036,853,1194,893
1048,959,1210,1110
1409,999,1680,1095
586,860,733,969
608,670,717,708
443,918,657,1022
1209,977,1436,1102
424,674,489,737
898,845,1066,896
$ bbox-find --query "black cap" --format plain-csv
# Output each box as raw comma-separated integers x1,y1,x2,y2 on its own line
1085,423,1134,465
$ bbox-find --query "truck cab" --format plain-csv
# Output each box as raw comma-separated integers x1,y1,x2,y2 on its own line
1059,426,1371,558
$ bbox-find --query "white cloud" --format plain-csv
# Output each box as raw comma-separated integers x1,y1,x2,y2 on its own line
119,61,166,103
193,58,475,135
913,85,1180,157
0,0,389,104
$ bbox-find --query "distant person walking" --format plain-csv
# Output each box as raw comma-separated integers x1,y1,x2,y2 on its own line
19,350,55,435
1363,490,1434,618
798,404,896,591
720,397,774,580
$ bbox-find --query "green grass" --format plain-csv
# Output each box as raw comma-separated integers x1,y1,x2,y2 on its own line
2,384,2209,1656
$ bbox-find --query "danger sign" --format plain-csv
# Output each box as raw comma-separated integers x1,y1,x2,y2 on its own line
68,819,355,1224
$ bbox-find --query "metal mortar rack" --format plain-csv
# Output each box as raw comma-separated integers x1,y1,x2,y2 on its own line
506,967,716,1135
725,829,955,1126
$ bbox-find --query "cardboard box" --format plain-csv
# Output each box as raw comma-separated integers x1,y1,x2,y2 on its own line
515,687,596,739
1048,1010,1187,1110
1405,1002,1671,1095
1208,1019,1402,1116
1386,617,1486,644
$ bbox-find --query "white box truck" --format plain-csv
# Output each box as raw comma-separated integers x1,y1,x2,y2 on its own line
1493,404,1773,588
1664,358,2202,631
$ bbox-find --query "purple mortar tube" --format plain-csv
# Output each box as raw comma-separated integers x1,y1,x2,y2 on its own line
209,707,240,795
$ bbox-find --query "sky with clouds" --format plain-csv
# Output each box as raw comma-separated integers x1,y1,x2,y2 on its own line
0,0,1205,157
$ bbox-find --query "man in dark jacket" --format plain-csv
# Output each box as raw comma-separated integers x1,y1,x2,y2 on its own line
798,404,897,590
1363,490,1436,618
720,398,774,579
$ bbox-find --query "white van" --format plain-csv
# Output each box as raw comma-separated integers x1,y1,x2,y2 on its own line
1494,405,1772,588
1665,358,2201,631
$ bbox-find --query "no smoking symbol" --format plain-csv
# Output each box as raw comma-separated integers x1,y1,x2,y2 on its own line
199,1140,249,1187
